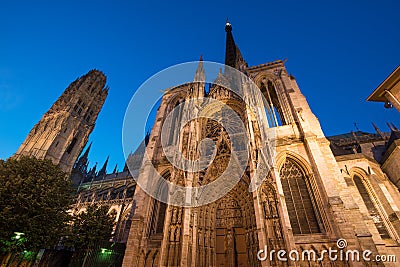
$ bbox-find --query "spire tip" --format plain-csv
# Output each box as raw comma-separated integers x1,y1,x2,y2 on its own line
225,19,232,32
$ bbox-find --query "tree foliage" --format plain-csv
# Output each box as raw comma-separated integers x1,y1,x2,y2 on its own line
0,156,74,253
0,156,116,257
68,204,116,251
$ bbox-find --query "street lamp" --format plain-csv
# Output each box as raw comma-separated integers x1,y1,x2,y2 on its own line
13,232,25,240
100,248,111,254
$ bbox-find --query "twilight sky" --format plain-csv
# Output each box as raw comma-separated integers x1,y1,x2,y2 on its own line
1,0,399,172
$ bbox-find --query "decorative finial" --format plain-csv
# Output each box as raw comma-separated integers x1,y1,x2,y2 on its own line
372,122,384,138
387,122,395,131
354,122,360,132
225,18,232,32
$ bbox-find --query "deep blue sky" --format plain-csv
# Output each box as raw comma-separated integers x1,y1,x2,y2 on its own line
1,0,399,172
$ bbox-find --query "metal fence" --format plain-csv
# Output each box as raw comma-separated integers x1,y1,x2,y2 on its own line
0,242,126,267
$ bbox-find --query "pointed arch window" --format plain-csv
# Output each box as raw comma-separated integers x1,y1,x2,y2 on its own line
280,158,321,235
167,100,184,146
66,137,77,154
353,175,390,239
260,81,286,127
149,199,168,236
155,202,167,234
149,172,170,236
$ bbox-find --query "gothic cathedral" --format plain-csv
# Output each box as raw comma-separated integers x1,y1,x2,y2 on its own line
12,23,400,266
121,23,400,266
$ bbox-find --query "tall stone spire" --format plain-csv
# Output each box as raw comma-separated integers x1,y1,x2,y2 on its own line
81,142,92,161
194,55,205,82
73,142,92,171
224,20,247,70
98,156,109,177
87,162,97,181
70,142,92,184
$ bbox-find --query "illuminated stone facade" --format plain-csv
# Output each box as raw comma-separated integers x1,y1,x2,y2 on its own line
121,24,400,267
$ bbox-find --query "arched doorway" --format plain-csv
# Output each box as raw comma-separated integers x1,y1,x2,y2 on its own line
215,196,248,267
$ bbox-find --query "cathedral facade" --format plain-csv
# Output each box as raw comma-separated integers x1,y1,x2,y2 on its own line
119,23,400,266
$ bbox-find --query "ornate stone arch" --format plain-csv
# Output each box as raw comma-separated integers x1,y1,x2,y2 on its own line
253,72,294,126
213,181,259,267
160,89,187,148
167,92,185,111
224,98,247,117
350,167,392,240
349,166,369,180
192,174,259,267
276,152,323,235
252,73,279,89
275,150,312,174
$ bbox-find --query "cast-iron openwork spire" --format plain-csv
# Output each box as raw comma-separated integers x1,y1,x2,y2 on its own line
225,20,236,68
224,20,247,71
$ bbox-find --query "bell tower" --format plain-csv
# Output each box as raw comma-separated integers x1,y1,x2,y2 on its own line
14,69,108,173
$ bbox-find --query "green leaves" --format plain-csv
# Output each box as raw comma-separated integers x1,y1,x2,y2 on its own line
67,204,116,251
0,156,115,254
0,156,74,253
